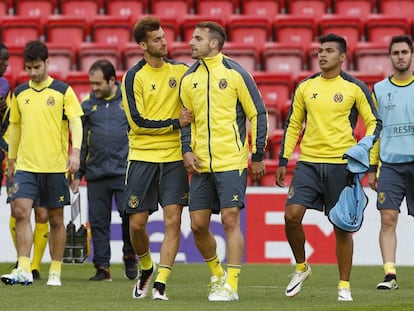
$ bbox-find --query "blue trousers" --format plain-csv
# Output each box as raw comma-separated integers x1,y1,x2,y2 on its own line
87,176,134,269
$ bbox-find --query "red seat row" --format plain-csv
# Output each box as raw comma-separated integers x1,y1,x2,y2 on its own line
2,1,414,21
3,38,397,86
1,13,412,47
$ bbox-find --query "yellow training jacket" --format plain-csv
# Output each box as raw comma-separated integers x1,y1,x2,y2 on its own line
180,53,268,173
279,71,381,166
121,58,188,163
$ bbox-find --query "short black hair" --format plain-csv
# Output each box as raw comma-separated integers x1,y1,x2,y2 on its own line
318,33,347,54
196,21,226,50
389,34,413,54
23,40,48,62
133,16,161,44
89,59,116,83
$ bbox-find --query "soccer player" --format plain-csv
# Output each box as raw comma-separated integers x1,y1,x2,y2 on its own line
368,35,414,290
276,33,381,301
0,42,49,281
121,16,192,300
0,40,83,286
180,21,268,301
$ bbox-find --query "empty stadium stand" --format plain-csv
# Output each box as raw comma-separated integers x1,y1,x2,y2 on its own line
2,0,413,187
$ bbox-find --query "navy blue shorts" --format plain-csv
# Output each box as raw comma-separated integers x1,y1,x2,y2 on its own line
189,169,247,214
377,162,414,216
12,171,70,208
287,162,349,215
125,160,189,215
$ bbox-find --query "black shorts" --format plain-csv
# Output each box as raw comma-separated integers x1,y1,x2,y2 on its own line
125,160,189,215
287,162,349,215
377,162,414,216
189,169,247,214
12,171,70,208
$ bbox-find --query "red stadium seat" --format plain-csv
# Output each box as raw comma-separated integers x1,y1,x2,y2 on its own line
319,15,363,52
353,116,366,142
333,0,376,20
287,0,330,20
273,15,316,47
0,16,41,46
59,0,102,18
181,15,225,43
0,0,11,16
379,0,414,19
268,133,302,167
227,15,272,45
78,43,120,71
268,128,284,158
354,42,392,76
196,0,237,18
3,45,25,82
122,42,144,69
105,0,147,16
14,70,30,86
253,71,293,123
262,43,305,79
366,15,410,44
223,43,260,72
151,0,192,22
45,15,89,48
267,110,281,136
169,42,194,65
348,71,384,92
90,15,132,45
260,157,297,186
159,17,180,44
47,43,75,78
14,0,57,24
241,0,282,19
259,159,278,186
66,71,91,102
116,70,126,82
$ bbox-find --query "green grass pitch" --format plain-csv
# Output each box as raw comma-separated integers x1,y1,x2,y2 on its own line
1,263,414,311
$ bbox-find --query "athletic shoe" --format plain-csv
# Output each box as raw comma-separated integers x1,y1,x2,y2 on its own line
152,281,169,300
132,263,157,299
123,255,138,280
89,268,112,281
376,274,399,290
285,265,311,297
208,282,239,301
208,273,227,301
32,269,41,281
1,268,33,285
47,271,62,286
338,287,353,301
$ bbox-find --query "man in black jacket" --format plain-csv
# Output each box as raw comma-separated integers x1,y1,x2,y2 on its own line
71,59,137,281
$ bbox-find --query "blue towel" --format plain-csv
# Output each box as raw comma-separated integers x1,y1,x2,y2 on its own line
328,135,375,232
342,135,375,173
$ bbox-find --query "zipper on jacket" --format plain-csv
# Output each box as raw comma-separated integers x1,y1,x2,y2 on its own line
203,60,214,172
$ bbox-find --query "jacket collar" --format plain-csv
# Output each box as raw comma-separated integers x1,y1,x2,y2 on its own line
200,52,223,69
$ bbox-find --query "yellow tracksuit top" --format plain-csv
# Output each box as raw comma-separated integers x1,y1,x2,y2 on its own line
279,71,381,166
180,53,268,173
121,58,188,163
9,77,83,172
